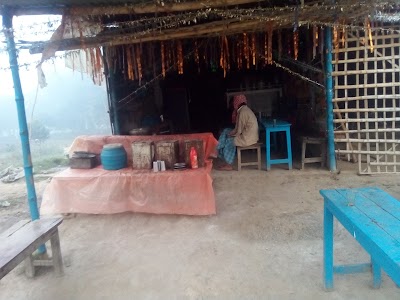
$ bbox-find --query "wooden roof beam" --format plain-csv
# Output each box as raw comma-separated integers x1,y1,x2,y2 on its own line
69,0,265,16
30,18,293,54
11,0,267,16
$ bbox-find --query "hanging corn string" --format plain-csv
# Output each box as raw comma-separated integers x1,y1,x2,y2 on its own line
243,33,250,69
126,45,133,81
135,44,142,85
224,36,230,74
294,30,299,60
177,40,184,74
313,26,318,58
194,40,200,73
366,18,374,53
251,33,256,66
341,22,346,47
333,24,339,63
267,23,273,65
264,31,268,65
161,41,166,78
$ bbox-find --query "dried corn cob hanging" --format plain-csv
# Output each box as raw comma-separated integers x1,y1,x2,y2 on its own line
243,33,249,69
366,18,374,53
220,37,224,69
251,33,256,66
135,44,142,85
313,26,318,59
294,30,299,60
194,40,200,73
177,40,183,75
224,36,230,73
267,23,273,65
341,23,346,47
264,31,268,65
319,27,324,56
126,45,132,81
161,41,166,77
333,24,339,63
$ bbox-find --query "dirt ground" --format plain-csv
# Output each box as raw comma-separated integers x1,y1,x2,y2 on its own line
1,160,400,299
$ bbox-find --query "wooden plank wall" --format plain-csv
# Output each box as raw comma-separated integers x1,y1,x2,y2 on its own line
332,25,400,174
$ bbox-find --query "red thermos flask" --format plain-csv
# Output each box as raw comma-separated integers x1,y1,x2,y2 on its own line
190,147,198,169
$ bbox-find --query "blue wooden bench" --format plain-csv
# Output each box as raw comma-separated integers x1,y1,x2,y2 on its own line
320,187,400,290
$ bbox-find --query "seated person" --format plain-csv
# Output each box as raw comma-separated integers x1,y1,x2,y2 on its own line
217,94,259,171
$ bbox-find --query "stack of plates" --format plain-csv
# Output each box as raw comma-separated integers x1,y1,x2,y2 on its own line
174,163,187,170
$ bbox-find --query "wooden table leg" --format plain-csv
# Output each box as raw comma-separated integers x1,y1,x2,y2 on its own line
324,201,334,290
24,254,35,278
372,257,382,289
50,229,64,276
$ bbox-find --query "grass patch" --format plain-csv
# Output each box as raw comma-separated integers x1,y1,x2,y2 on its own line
32,156,69,173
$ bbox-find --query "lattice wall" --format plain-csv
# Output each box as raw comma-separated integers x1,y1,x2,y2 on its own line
332,27,400,174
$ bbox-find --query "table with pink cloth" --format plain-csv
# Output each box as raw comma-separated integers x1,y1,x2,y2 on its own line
41,133,218,216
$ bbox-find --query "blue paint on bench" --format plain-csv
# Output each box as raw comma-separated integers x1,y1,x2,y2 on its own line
320,187,400,290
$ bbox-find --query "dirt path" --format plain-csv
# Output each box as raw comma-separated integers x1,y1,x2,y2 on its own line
0,166,399,299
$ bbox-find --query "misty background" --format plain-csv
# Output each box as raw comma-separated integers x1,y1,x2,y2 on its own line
0,15,111,142
0,15,111,171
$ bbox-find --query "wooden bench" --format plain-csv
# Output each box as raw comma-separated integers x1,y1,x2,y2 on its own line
320,187,400,290
237,143,262,171
0,217,64,279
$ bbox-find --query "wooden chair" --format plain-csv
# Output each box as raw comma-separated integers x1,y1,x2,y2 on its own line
237,143,262,171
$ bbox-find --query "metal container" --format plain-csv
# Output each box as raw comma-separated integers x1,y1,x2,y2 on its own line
183,139,205,168
69,153,98,169
154,140,179,169
131,141,154,169
129,127,151,136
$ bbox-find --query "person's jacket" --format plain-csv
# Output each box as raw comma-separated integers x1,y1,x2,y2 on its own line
231,105,259,147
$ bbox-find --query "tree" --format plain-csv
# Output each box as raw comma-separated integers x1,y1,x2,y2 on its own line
30,120,50,142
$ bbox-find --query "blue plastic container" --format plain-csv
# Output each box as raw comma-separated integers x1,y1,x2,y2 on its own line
101,143,127,170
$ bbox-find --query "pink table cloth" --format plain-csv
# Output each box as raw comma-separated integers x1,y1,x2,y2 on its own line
41,133,217,216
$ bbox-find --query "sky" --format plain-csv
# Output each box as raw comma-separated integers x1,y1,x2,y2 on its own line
0,15,111,136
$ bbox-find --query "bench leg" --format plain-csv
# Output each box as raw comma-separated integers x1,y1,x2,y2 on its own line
50,229,64,276
286,129,293,170
237,149,242,171
25,255,35,278
324,203,334,290
371,257,381,289
257,146,261,170
301,141,306,170
266,130,271,171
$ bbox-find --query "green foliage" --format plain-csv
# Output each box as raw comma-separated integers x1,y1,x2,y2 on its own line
30,120,50,142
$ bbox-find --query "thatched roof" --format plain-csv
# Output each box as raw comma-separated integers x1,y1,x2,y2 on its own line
2,0,398,53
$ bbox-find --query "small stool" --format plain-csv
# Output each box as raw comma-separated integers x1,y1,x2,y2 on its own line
300,136,327,169
237,143,262,171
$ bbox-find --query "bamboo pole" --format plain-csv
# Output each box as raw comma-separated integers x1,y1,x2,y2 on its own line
333,117,400,122
334,82,400,89
335,150,400,155
355,30,362,169
333,108,400,113
333,95,400,102
334,128,400,134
